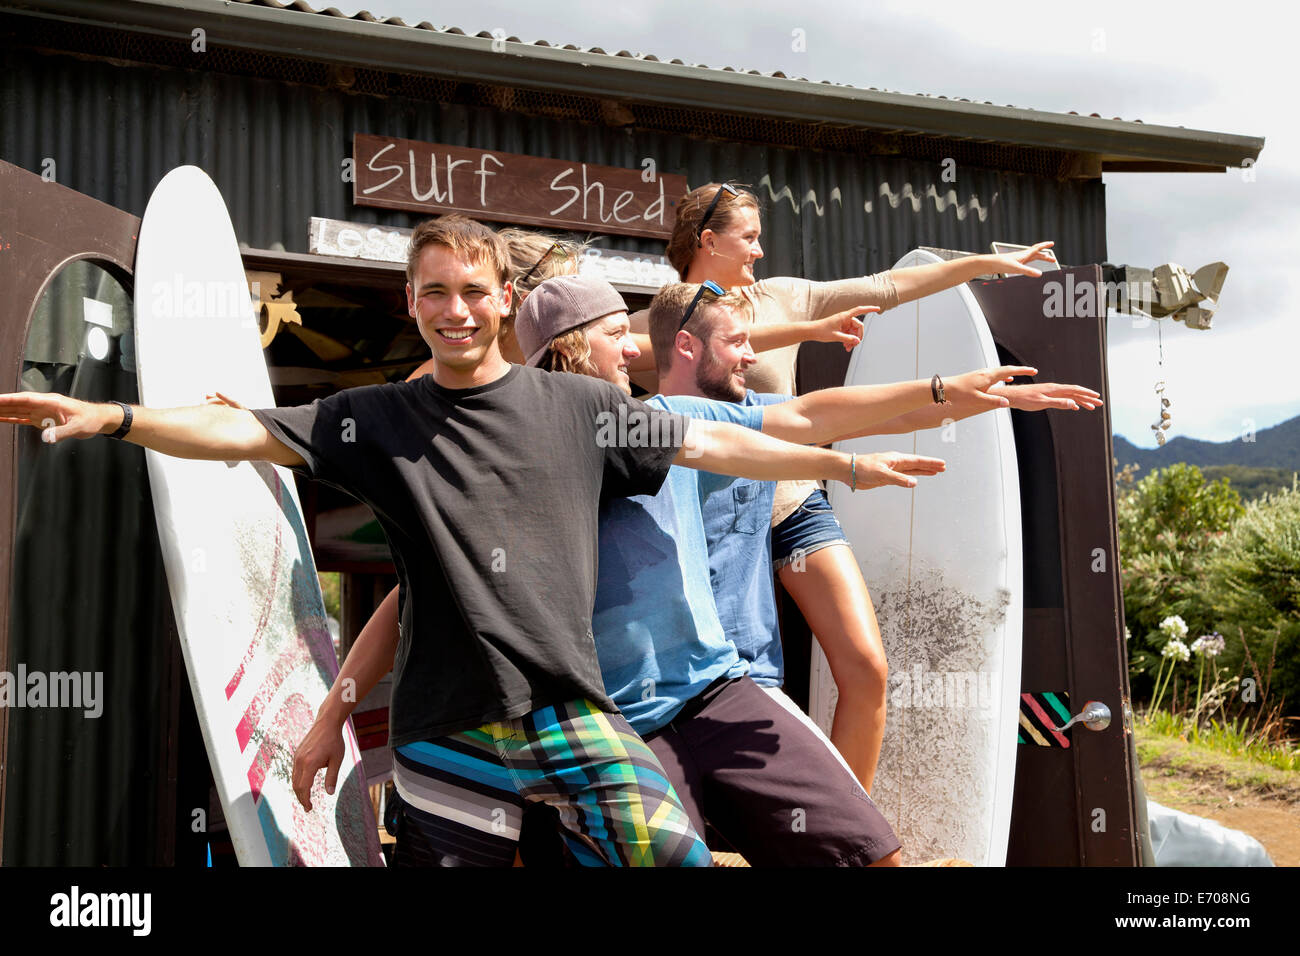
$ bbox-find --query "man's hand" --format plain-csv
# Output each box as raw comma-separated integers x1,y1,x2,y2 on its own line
809,306,878,351
205,391,247,411
2,389,301,464
844,451,946,490
990,381,1103,412
987,240,1056,277
943,366,1039,411
292,707,347,812
0,391,116,444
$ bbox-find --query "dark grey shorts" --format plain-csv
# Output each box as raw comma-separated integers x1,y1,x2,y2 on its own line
641,675,900,866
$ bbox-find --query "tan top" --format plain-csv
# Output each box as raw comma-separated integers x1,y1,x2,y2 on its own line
744,274,899,525
630,272,900,525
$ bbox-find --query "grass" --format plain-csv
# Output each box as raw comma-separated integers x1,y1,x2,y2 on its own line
1136,722,1300,807
1139,707,1300,773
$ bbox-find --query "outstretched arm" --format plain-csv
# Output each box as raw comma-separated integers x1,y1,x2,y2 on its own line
760,366,1038,445
293,585,401,811
624,306,873,374
673,418,944,490
745,305,875,353
890,242,1056,304
0,391,302,465
848,381,1103,438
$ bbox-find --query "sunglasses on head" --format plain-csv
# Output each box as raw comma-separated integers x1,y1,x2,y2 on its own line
678,280,726,331
696,183,739,239
520,241,565,286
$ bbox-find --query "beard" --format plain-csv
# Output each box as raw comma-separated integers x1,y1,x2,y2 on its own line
695,346,747,402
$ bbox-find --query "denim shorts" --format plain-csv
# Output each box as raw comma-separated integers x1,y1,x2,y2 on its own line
771,487,852,570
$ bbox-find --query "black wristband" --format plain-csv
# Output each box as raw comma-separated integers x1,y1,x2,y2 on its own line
106,400,133,440
931,374,947,405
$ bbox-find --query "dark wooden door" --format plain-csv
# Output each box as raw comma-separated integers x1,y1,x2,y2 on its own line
0,159,204,865
970,267,1140,866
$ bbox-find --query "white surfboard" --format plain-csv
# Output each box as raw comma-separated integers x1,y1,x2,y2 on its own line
134,166,383,866
810,249,1023,866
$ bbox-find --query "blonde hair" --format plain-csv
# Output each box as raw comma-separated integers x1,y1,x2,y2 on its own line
502,229,586,311
647,282,752,372
497,230,588,358
665,183,760,279
538,324,597,377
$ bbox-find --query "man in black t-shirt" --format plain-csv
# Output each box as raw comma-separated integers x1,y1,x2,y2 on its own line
1,215,870,867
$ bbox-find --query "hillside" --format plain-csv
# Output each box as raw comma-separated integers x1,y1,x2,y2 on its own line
1199,466,1298,500
1113,414,1300,474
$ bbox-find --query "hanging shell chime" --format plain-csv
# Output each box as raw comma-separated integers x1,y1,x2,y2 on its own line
1151,381,1172,446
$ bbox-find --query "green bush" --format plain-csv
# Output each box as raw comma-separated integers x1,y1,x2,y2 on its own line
1117,463,1244,673
1201,466,1298,502
1202,487,1300,711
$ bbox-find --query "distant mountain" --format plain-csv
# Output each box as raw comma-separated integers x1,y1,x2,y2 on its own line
1113,414,1300,473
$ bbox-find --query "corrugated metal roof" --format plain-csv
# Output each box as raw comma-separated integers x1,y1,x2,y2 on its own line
230,0,1146,124
5,0,1264,171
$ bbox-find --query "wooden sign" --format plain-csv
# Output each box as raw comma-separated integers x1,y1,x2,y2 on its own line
352,134,686,241
308,216,678,294
309,217,411,264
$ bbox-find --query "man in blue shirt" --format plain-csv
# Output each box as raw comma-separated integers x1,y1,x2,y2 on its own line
514,276,1036,865
511,275,1095,865
643,279,1101,818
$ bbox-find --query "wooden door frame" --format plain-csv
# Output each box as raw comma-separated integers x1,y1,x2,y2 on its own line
970,267,1140,865
0,158,156,860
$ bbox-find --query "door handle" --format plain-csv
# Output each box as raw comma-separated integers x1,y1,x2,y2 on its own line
1056,700,1111,733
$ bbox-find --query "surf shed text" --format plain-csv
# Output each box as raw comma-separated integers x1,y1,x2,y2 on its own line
353,134,686,240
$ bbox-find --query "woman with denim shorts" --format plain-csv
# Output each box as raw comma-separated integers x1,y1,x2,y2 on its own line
631,183,1058,794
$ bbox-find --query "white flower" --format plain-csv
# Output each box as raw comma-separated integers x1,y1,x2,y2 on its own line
1161,638,1190,662
1124,626,1131,642
1159,615,1189,640
1192,633,1225,658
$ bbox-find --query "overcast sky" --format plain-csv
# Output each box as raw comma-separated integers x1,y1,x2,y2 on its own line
332,0,1298,447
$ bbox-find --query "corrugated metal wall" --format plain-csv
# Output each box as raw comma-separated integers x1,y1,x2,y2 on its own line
0,46,1106,281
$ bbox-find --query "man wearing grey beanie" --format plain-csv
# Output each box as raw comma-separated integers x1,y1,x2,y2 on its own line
514,273,1070,866
510,273,949,865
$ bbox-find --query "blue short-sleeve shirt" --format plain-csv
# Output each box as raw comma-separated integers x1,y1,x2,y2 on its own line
591,393,765,733
698,391,789,686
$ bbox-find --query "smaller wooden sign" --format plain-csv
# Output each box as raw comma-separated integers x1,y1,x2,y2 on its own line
308,216,677,294
353,134,686,241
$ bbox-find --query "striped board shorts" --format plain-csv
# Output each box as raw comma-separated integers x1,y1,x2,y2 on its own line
391,698,712,867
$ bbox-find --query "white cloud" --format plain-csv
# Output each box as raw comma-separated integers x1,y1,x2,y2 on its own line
1107,313,1300,446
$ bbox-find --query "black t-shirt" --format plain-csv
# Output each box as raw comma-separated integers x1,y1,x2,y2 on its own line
252,365,687,744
